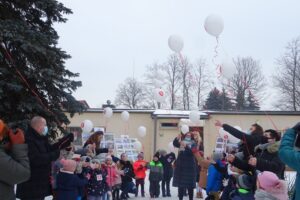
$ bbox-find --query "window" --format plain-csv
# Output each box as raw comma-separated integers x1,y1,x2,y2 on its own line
160,122,178,129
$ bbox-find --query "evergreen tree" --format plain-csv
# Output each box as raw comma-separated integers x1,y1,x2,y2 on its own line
245,91,260,110
0,1,84,132
204,87,222,110
220,88,233,110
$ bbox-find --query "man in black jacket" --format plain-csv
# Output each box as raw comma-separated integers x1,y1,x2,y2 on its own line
16,116,73,200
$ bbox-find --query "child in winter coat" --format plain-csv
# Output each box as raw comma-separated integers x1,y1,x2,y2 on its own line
254,171,288,200
149,152,164,198
133,152,148,197
159,150,176,197
105,155,117,199
87,159,108,200
231,174,254,200
112,161,123,200
206,152,225,200
56,159,88,200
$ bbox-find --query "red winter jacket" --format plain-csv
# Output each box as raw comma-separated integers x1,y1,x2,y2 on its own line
105,164,117,188
133,160,147,179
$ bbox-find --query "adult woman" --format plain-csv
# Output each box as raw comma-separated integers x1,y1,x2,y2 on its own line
215,120,267,160
83,131,108,155
279,123,300,200
173,132,197,200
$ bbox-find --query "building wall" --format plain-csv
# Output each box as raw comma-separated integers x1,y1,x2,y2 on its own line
67,111,300,160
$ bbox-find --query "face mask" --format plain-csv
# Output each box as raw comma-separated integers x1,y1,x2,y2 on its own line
185,137,191,141
42,126,48,136
268,138,275,143
246,129,251,135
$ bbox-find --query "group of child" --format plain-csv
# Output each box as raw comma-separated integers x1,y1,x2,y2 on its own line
51,146,176,200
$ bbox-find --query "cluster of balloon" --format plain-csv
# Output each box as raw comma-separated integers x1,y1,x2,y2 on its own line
138,126,147,137
133,140,142,151
168,142,175,152
104,107,113,118
181,124,189,134
154,88,166,103
189,110,200,123
168,34,184,53
204,14,224,38
81,119,93,133
219,126,240,143
121,111,130,122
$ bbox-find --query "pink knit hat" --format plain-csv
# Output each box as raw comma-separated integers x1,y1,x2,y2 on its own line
61,159,77,172
257,171,280,190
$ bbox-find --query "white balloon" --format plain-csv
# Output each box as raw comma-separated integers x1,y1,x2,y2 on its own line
168,142,175,152
133,141,142,151
221,59,235,79
104,107,113,118
121,111,130,122
81,120,93,133
138,126,147,137
204,14,224,37
189,110,200,123
154,88,166,103
181,124,189,134
168,35,184,53
153,80,161,88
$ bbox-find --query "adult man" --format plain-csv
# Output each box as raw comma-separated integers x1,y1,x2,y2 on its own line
0,120,30,200
17,116,73,200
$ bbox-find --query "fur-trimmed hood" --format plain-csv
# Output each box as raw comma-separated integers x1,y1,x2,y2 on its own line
255,141,280,154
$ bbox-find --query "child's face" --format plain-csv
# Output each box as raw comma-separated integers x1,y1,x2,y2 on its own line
106,159,112,165
153,157,158,161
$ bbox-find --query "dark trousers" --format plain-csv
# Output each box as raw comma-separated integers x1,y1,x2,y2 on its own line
162,178,171,196
178,187,194,200
112,188,120,200
21,198,44,200
135,178,145,196
149,181,160,198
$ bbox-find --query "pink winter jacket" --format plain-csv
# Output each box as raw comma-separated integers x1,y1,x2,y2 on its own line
106,164,118,188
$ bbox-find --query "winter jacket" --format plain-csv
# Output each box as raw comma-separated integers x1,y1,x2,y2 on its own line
0,144,30,200
56,171,88,200
149,160,164,182
206,160,224,194
232,142,285,179
254,189,279,200
223,124,268,159
232,189,255,200
17,126,61,199
119,160,135,185
159,152,176,180
87,168,108,196
172,137,197,188
133,160,147,179
106,164,117,188
279,129,299,200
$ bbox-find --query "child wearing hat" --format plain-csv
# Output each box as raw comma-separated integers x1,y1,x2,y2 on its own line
148,152,164,198
133,152,148,197
87,159,108,200
206,152,225,200
231,174,254,200
105,156,117,199
56,159,89,200
255,171,288,200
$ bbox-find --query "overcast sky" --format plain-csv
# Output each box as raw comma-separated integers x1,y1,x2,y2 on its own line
55,0,300,109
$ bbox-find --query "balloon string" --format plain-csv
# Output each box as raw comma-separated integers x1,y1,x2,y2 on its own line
0,43,61,126
213,37,222,79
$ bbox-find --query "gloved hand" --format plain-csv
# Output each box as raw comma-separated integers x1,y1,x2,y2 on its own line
9,128,25,145
58,133,74,150
292,122,300,132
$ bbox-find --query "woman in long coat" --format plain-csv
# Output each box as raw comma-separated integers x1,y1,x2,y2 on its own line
173,132,197,200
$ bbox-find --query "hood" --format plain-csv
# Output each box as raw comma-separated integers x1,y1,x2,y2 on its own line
255,189,277,200
254,141,280,153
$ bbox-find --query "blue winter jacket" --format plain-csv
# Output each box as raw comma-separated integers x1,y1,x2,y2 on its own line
206,160,224,194
279,128,300,200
